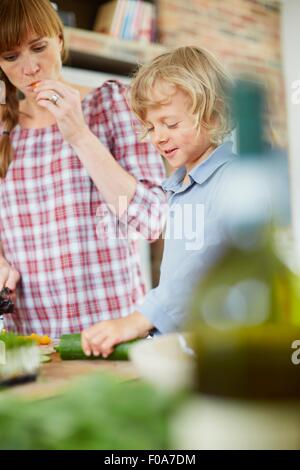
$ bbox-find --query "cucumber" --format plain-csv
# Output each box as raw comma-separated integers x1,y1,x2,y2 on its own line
40,354,52,363
56,333,138,361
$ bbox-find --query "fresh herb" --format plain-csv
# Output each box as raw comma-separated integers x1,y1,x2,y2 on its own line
0,332,35,350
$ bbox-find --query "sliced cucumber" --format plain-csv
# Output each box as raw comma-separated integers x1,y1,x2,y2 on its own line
40,355,52,363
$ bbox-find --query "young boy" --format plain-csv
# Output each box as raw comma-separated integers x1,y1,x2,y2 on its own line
81,46,236,357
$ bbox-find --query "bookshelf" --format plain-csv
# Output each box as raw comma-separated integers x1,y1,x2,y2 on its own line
56,0,164,75
64,27,165,75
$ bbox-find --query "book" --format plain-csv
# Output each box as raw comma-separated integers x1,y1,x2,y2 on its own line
111,0,126,37
139,2,153,42
94,0,119,35
131,0,142,41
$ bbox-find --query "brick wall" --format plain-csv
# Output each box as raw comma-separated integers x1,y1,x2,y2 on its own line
156,0,286,146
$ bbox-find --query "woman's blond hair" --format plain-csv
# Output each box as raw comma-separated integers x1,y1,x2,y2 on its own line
0,0,68,178
130,46,233,144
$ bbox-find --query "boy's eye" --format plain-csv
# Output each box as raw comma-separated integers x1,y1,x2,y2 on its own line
146,127,154,133
166,123,179,129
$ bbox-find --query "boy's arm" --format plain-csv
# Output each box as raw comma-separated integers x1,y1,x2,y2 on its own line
81,195,230,357
81,237,225,358
138,240,225,334
138,165,234,333
81,312,153,358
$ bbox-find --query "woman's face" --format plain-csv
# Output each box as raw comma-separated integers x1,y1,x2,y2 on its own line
0,32,63,96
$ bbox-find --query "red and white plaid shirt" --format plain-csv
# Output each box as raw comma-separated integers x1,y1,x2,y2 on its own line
0,80,166,337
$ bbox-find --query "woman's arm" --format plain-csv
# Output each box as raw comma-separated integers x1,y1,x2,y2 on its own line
35,80,167,240
71,129,137,217
73,81,167,239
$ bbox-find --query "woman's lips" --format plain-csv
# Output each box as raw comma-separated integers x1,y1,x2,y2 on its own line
26,81,41,91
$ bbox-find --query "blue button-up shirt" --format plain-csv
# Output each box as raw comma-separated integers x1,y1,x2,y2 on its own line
139,142,237,333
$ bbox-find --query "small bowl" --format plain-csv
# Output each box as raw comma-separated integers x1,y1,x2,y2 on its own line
129,333,196,391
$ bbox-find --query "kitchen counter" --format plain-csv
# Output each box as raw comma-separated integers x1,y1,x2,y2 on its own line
1,351,140,400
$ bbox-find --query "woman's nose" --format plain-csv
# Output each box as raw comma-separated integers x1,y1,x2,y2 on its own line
23,56,40,76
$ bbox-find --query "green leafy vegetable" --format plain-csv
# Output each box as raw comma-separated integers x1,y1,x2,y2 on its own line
0,373,182,449
0,332,35,350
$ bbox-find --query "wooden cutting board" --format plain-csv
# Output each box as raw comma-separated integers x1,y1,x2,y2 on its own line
1,352,140,400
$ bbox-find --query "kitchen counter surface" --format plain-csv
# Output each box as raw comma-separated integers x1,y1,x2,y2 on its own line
1,351,140,400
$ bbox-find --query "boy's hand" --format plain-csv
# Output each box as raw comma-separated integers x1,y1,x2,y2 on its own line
81,311,153,358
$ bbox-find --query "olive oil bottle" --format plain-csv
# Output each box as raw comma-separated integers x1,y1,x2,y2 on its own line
190,80,300,400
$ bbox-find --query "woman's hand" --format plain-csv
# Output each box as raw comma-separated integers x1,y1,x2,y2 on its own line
0,257,20,303
81,311,153,358
33,80,90,145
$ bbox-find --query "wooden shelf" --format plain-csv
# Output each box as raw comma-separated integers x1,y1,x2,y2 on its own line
64,27,166,76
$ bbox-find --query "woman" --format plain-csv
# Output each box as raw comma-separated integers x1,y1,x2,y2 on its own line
0,0,166,337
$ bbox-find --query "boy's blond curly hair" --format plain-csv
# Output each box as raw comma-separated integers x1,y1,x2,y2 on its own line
130,46,233,144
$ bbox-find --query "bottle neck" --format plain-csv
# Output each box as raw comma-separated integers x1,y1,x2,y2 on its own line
232,80,266,157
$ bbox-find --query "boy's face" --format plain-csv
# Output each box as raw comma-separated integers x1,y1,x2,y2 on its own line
144,81,215,172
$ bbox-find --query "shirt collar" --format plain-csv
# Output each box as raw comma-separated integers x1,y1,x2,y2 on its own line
162,141,236,193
